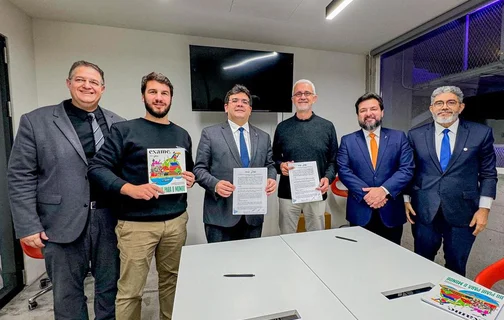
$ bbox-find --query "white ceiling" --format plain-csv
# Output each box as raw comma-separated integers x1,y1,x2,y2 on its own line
9,0,468,54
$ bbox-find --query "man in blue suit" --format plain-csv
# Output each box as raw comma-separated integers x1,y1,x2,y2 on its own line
338,93,414,244
405,86,497,276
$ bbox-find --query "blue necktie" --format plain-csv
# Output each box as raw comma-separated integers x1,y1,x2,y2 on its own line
440,128,451,171
238,127,250,167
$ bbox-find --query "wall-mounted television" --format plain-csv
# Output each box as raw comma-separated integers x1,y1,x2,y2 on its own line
189,45,294,112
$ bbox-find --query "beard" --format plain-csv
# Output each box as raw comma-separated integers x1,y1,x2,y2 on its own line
294,101,312,112
145,101,171,118
359,117,382,131
431,110,459,124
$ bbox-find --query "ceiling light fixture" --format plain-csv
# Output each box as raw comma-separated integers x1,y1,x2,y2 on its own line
326,0,355,20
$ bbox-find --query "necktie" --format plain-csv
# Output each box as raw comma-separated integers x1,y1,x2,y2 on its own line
369,132,378,169
88,113,104,152
238,127,250,167
440,128,451,171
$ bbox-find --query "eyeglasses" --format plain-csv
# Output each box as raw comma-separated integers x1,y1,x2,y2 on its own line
292,91,314,98
230,98,250,106
71,77,103,88
432,100,459,108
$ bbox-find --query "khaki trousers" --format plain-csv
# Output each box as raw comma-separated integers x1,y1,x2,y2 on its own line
278,199,326,234
115,211,188,320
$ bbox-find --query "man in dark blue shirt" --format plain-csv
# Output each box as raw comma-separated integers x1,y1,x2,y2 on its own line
273,79,338,234
89,72,195,320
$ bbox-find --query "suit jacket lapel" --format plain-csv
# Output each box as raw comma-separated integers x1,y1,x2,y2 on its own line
102,107,115,129
249,125,258,167
221,122,243,167
425,123,443,174
53,103,87,165
444,121,469,173
375,128,389,172
355,131,374,172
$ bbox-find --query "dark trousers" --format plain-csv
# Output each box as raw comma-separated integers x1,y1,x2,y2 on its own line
43,208,120,320
351,210,403,245
205,216,263,243
412,209,476,276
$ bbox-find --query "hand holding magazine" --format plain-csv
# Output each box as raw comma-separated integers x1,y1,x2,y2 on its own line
147,148,187,195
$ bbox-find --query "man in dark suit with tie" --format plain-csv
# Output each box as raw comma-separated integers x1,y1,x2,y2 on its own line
405,86,497,276
338,93,414,244
194,84,277,243
7,61,124,319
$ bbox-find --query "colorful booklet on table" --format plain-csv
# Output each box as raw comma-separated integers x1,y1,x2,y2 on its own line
147,148,186,195
422,275,504,320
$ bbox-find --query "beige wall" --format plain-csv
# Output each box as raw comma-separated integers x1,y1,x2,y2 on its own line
30,19,366,245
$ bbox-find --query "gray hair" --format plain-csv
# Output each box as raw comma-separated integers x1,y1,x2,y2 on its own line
292,79,316,95
431,86,464,105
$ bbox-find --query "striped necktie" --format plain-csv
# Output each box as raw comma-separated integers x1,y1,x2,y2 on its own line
87,112,104,152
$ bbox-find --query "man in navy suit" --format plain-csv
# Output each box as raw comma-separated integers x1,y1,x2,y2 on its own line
405,86,497,276
338,93,414,244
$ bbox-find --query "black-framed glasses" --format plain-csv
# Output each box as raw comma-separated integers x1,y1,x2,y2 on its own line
432,100,459,108
230,98,250,106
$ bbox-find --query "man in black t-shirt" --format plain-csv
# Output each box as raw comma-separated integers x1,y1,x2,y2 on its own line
89,72,195,320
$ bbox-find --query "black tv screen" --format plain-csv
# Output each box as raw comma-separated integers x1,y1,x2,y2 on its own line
189,45,294,112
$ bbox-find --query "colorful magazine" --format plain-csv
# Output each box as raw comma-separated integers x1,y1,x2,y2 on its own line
422,275,504,320
147,148,186,195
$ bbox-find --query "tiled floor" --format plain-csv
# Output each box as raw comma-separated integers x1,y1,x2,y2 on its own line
2,175,504,318
0,264,161,320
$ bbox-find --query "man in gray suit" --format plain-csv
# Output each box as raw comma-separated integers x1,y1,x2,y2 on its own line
7,61,124,319
194,84,277,243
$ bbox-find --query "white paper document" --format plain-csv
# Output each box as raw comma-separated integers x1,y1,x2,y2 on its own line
289,161,323,204
232,168,268,215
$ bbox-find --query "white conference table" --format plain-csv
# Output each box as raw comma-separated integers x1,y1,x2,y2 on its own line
281,227,504,320
172,235,357,320
174,227,503,320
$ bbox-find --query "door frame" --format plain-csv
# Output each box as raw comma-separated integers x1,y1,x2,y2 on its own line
0,33,25,309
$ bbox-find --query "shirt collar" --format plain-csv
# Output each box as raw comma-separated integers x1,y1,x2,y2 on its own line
228,119,249,133
362,126,381,138
435,119,459,136
64,99,101,121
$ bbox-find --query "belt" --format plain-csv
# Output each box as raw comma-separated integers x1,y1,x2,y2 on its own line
90,201,105,210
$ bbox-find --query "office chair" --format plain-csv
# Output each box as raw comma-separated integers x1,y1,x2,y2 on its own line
330,176,348,198
20,242,52,310
474,258,504,289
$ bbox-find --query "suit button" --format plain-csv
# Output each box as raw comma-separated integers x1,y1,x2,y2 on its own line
84,204,88,208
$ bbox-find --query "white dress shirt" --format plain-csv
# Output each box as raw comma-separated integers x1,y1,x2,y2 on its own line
362,126,381,160
404,119,492,209
228,119,252,160
434,119,457,160
362,126,389,195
